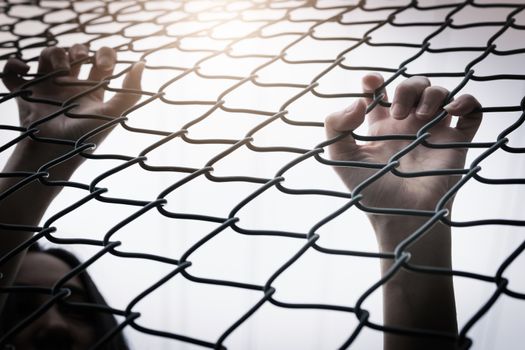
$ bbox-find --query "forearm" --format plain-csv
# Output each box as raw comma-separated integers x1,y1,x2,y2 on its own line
0,141,79,309
371,215,457,350
0,140,78,224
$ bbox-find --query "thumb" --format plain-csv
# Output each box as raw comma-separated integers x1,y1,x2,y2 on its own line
361,73,389,123
324,98,366,160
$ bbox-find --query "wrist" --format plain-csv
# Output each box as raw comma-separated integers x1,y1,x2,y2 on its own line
369,214,429,249
369,213,452,268
0,139,83,223
7,138,83,180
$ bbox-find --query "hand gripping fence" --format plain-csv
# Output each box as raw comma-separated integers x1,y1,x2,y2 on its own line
0,0,524,348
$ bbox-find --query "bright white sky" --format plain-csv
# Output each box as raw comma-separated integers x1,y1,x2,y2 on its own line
1,1,525,349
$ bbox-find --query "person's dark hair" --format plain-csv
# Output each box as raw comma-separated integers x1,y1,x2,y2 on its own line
0,243,128,350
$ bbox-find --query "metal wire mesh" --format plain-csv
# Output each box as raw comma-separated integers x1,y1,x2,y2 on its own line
0,0,524,348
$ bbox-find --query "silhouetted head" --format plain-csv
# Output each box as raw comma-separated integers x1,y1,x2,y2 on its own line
0,244,128,350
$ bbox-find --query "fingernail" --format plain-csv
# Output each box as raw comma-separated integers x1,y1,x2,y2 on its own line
416,103,430,116
390,103,406,118
134,61,145,72
54,60,70,71
443,100,459,111
78,47,89,58
362,73,383,90
97,57,113,70
51,55,69,70
363,81,375,91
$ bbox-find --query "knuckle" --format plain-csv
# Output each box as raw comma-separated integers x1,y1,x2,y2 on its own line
48,46,63,55
47,46,67,60
429,86,449,95
394,83,418,98
71,43,86,52
95,47,117,64
70,44,89,58
394,76,432,102
98,46,115,56
459,94,481,107
424,86,449,99
325,111,339,124
41,46,55,56
460,93,476,101
412,75,431,87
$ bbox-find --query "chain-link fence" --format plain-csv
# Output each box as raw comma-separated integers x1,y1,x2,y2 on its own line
0,0,524,349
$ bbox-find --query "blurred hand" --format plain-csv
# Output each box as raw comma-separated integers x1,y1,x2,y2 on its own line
0,46,146,319
325,74,482,214
2,44,144,145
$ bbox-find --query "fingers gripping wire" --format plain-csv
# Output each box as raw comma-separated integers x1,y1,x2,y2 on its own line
0,1,524,349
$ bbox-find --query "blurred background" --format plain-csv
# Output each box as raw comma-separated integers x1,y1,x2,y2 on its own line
0,0,524,349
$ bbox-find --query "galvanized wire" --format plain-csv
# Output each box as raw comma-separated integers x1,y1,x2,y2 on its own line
0,0,524,349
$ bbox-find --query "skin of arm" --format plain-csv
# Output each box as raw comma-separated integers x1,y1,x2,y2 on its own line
0,44,144,313
324,74,482,350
